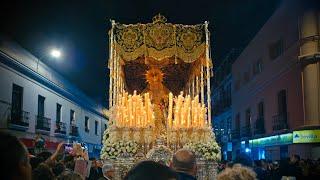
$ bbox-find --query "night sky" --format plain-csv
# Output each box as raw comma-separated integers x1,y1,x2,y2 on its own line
0,0,280,107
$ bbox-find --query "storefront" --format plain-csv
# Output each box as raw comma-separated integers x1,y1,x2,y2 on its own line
291,129,320,159
248,133,293,161
247,128,320,160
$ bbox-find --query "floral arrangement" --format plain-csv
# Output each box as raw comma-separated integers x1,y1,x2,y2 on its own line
101,125,139,159
183,140,221,161
101,139,139,159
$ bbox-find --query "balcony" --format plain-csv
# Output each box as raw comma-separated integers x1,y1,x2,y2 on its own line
231,129,240,140
254,118,265,135
272,113,288,131
8,109,29,130
70,124,79,137
241,125,252,138
54,122,67,135
36,115,51,132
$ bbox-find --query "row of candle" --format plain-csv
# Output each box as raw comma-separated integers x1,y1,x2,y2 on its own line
167,92,209,129
115,91,155,128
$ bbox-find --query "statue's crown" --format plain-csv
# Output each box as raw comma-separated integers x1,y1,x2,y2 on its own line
152,14,167,23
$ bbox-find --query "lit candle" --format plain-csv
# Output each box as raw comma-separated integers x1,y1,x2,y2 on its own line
168,92,173,128
148,101,152,126
128,96,132,127
132,95,136,127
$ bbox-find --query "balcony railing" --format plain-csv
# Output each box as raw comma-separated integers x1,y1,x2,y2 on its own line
241,125,252,138
232,129,240,139
254,118,265,135
9,109,29,127
70,124,79,137
272,113,288,131
54,122,66,134
36,116,51,131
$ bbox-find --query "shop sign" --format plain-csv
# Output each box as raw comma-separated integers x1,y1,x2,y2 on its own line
249,133,292,148
293,130,320,143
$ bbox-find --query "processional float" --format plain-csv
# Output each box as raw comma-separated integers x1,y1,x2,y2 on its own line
101,14,221,179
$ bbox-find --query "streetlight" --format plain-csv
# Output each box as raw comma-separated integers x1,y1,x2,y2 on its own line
50,49,61,58
36,48,62,72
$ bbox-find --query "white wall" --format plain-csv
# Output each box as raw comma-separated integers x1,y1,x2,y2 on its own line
0,62,107,145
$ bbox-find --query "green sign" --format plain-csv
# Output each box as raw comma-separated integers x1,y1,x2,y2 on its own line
293,130,320,143
249,133,292,148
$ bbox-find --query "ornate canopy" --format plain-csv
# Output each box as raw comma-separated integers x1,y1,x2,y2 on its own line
108,14,212,122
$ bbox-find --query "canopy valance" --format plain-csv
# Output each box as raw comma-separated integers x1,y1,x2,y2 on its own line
112,14,206,63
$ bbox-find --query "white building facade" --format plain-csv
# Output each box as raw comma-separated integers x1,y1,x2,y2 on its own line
0,39,108,158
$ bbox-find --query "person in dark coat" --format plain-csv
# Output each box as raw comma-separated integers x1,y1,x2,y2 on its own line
170,149,197,180
124,161,178,180
287,154,302,179
254,160,267,180
88,158,103,180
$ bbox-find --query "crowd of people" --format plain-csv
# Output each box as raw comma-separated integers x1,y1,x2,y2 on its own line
218,153,320,179
0,131,113,180
1,130,320,180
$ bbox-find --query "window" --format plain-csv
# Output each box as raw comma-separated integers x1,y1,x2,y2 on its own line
85,116,89,132
227,117,232,140
11,84,23,121
95,121,98,135
38,95,45,117
243,71,250,84
258,101,264,119
277,90,287,115
56,104,62,122
235,113,240,130
253,59,263,75
245,108,251,126
70,110,75,124
269,39,283,60
235,78,241,91
226,84,231,106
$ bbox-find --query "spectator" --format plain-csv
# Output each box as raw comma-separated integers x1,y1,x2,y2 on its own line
288,154,302,179
57,171,83,180
270,161,281,180
124,160,178,180
0,131,32,180
279,158,290,177
99,163,115,180
254,160,267,180
52,162,66,177
30,156,43,170
64,154,76,171
32,163,55,180
45,142,65,165
88,158,103,180
217,164,257,180
170,149,197,180
37,151,53,162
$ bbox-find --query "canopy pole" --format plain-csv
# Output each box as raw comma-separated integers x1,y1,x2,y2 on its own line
174,25,178,64
201,65,204,104
205,21,211,127
192,77,195,98
196,75,199,97
109,20,115,107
